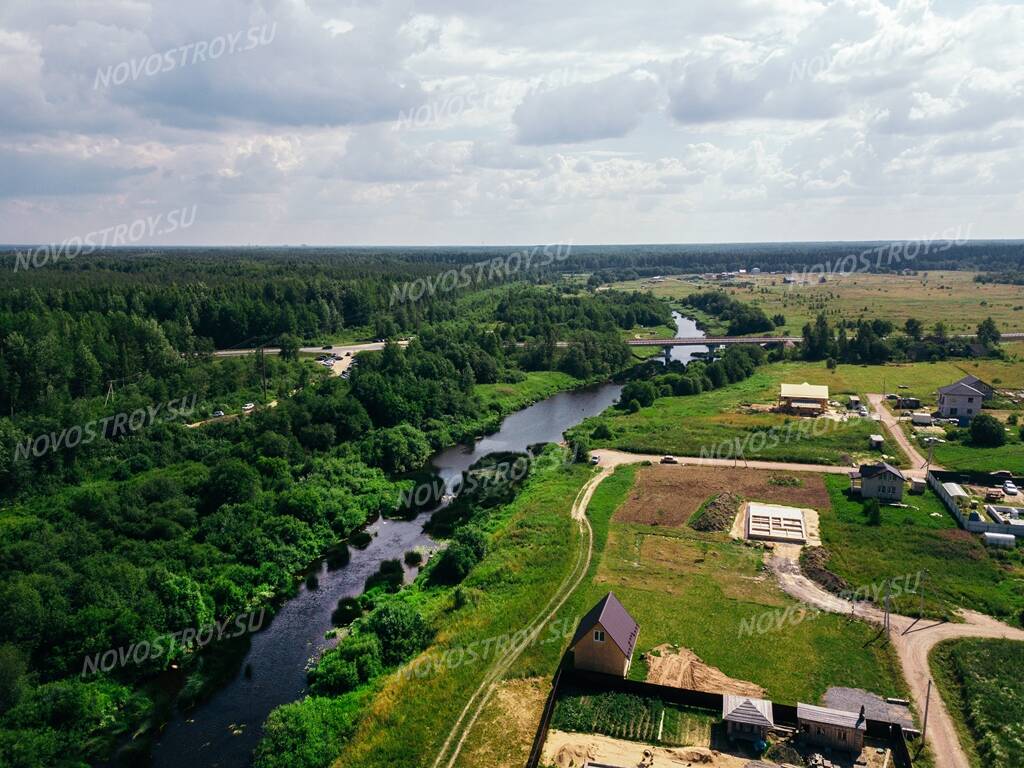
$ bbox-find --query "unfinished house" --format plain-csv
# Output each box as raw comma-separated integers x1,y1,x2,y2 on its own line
779,382,830,416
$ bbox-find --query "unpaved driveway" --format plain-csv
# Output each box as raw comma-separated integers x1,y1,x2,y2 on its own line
768,546,1024,768
592,448,853,475
866,393,939,475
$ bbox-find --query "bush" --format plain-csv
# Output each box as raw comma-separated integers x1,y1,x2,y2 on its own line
254,695,362,768
970,414,1006,447
367,602,431,666
864,498,882,526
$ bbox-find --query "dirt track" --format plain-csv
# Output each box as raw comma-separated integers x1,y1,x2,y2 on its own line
865,393,940,475
768,546,1024,768
592,448,853,475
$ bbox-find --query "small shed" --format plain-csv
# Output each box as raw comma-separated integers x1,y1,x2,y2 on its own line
570,592,639,677
910,477,926,494
911,413,933,426
848,395,861,410
723,695,774,742
869,434,885,450
983,532,1016,549
797,703,866,753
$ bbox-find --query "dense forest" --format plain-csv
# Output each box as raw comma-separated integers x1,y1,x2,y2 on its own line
0,256,670,768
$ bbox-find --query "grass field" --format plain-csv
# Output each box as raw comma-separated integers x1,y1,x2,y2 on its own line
930,638,1024,768
928,427,1024,472
612,271,1024,337
475,370,592,413
331,460,593,768
576,365,910,466
819,476,1024,623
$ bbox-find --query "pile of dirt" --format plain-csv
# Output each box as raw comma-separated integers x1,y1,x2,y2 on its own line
800,546,850,595
551,743,595,768
691,493,743,532
645,644,765,697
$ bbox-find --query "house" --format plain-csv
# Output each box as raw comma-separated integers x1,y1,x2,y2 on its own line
570,592,639,677
797,703,866,753
937,375,992,425
779,382,830,415
722,695,774,743
849,462,905,501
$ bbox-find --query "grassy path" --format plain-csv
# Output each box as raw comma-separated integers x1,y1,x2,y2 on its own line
431,464,611,768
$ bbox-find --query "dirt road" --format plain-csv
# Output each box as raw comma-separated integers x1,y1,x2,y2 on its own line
866,393,939,475
432,464,610,768
769,546,1024,768
592,448,853,475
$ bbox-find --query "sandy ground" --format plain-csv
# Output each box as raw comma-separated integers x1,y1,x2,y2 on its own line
542,729,749,768
767,544,1024,768
612,463,834,527
865,394,937,475
645,644,765,697
455,677,549,768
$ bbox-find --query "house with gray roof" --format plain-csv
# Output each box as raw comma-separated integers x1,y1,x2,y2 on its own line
849,462,905,501
937,375,992,425
570,592,639,677
722,695,774,743
797,702,867,753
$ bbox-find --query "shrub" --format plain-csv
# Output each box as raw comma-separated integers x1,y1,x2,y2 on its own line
970,414,1006,447
367,603,431,666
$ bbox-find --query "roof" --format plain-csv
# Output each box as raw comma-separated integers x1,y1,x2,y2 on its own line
780,382,829,400
942,482,968,497
958,374,993,395
571,592,639,660
937,381,986,398
798,703,867,731
858,462,905,481
869,434,885,442
723,695,775,728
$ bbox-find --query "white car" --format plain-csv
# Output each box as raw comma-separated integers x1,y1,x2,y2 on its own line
242,402,256,412
1003,481,1019,496
212,410,225,418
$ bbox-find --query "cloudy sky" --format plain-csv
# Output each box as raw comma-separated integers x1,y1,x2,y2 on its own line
1,0,1022,246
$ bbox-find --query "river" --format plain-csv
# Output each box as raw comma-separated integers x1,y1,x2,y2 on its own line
148,315,702,767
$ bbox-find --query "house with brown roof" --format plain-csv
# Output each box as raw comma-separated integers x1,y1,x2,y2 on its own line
570,592,639,677
722,695,774,743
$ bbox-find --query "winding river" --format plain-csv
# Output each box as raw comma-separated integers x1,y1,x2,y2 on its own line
149,316,703,767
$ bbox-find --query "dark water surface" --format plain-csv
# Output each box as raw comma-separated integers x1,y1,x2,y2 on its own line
149,382,623,768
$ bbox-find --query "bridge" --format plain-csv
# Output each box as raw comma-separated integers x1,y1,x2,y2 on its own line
626,336,800,347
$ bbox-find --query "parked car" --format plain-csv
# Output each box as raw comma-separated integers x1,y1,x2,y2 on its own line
990,470,1014,479
985,488,1004,502
212,410,225,418
345,352,352,357
242,402,255,412
885,393,899,400
1003,481,1019,496
322,345,332,350
590,456,600,465
660,455,678,464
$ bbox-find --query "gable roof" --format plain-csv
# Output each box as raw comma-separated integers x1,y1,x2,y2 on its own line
938,381,986,398
780,382,829,400
571,592,639,659
798,703,866,731
959,374,993,395
723,695,775,728
859,462,905,481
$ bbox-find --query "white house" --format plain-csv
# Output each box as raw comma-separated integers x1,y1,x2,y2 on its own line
850,463,905,501
937,376,992,425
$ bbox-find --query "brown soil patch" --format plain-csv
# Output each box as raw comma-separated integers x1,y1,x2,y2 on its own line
459,677,548,768
644,644,766,698
690,493,742,532
800,546,851,594
542,729,749,768
617,465,831,527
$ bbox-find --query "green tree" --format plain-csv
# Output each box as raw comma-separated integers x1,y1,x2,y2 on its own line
977,317,1001,347
904,318,923,340
367,602,431,666
970,414,1006,447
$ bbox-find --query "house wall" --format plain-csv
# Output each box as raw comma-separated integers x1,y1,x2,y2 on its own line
938,393,980,422
726,721,767,742
862,475,903,501
800,721,865,753
573,622,630,676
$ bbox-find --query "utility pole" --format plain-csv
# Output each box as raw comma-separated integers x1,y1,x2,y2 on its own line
919,569,928,619
922,679,932,742
259,346,268,402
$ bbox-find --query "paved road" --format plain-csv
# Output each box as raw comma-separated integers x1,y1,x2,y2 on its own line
769,543,1024,768
866,393,941,475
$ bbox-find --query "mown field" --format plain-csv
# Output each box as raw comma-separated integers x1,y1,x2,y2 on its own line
613,271,1024,337
819,476,1024,623
577,364,909,466
475,370,589,412
930,638,1024,768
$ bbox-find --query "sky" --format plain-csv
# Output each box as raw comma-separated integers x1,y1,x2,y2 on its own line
0,0,1022,246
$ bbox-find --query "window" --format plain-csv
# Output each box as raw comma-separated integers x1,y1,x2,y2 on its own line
594,629,605,642
950,407,958,415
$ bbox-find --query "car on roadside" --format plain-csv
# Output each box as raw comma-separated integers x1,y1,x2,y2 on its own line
322,345,332,350
590,456,600,465
1003,480,1019,496
242,402,255,412
212,410,225,418
660,455,678,464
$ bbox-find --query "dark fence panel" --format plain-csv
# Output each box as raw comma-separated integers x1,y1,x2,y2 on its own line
525,655,568,768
